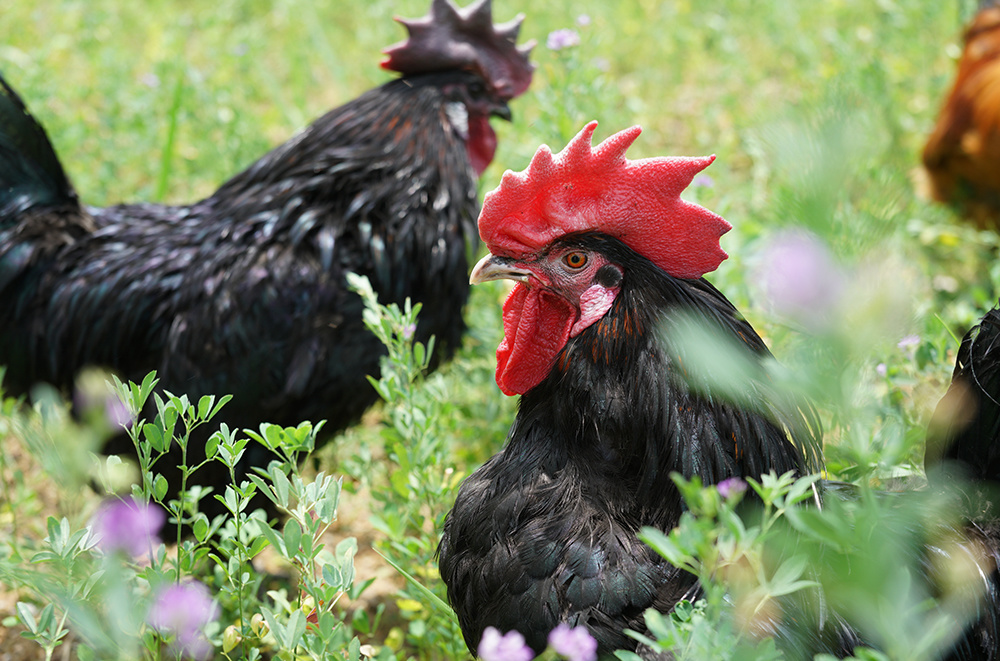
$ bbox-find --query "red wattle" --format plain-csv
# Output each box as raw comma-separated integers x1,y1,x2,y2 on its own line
467,115,497,176
496,284,576,396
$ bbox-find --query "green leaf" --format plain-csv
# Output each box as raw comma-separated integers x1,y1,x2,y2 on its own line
375,549,457,623
15,602,37,633
283,610,306,649
322,563,344,591
248,535,270,558
614,652,645,661
283,519,303,557
36,603,54,632
638,526,690,568
765,555,818,597
271,467,291,507
259,524,285,556
143,423,165,453
782,506,849,549
248,475,279,507
781,473,823,508
153,474,169,502
193,515,210,542
205,433,220,460
209,394,233,421
260,608,288,648
197,395,214,420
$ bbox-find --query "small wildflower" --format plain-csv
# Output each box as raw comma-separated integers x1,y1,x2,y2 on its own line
139,72,160,88
547,29,581,51
401,322,417,340
717,477,747,500
576,14,591,27
148,581,220,660
897,334,920,350
752,230,844,332
91,497,164,557
104,393,134,429
478,626,534,661
73,373,135,429
876,362,888,377
548,623,597,661
692,173,715,188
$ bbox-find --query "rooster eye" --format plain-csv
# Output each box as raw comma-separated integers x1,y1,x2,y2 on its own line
563,252,588,269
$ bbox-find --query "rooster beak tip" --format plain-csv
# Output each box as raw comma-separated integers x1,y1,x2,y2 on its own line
470,253,530,285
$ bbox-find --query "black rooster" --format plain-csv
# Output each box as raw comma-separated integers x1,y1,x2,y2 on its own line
438,122,1000,659
0,0,533,493
438,122,822,655
922,305,1000,660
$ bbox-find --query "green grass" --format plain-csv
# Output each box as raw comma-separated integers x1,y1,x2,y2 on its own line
2,0,999,659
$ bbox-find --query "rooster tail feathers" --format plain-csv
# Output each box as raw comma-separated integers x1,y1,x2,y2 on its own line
927,304,1000,488
0,71,79,221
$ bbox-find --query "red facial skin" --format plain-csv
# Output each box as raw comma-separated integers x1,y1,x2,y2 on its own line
471,245,623,395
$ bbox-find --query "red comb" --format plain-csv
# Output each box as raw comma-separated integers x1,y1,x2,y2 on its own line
381,0,534,100
478,121,731,279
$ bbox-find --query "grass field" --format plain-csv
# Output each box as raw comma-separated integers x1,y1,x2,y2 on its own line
2,0,999,659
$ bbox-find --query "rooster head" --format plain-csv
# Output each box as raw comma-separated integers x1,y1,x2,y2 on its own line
471,121,731,395
382,0,534,175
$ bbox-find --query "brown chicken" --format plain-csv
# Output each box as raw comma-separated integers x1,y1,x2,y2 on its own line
922,1,1000,226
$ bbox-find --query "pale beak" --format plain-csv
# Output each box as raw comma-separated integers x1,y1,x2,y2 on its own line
470,253,532,285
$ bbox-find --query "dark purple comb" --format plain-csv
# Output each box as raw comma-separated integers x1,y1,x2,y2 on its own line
381,0,534,100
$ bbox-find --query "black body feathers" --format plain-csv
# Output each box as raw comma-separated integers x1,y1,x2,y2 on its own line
0,69,480,486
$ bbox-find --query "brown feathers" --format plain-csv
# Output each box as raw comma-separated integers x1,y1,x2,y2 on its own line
923,7,1000,226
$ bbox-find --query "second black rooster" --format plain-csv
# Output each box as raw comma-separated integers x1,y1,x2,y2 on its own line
0,0,533,493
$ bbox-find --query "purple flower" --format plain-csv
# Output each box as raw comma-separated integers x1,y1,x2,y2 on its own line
753,230,844,332
717,477,747,500
897,334,920,350
73,379,135,430
876,362,888,377
478,627,534,661
548,624,597,661
148,581,219,660
104,393,134,429
547,29,581,51
692,173,715,188
139,72,160,88
576,14,592,27
91,498,165,557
